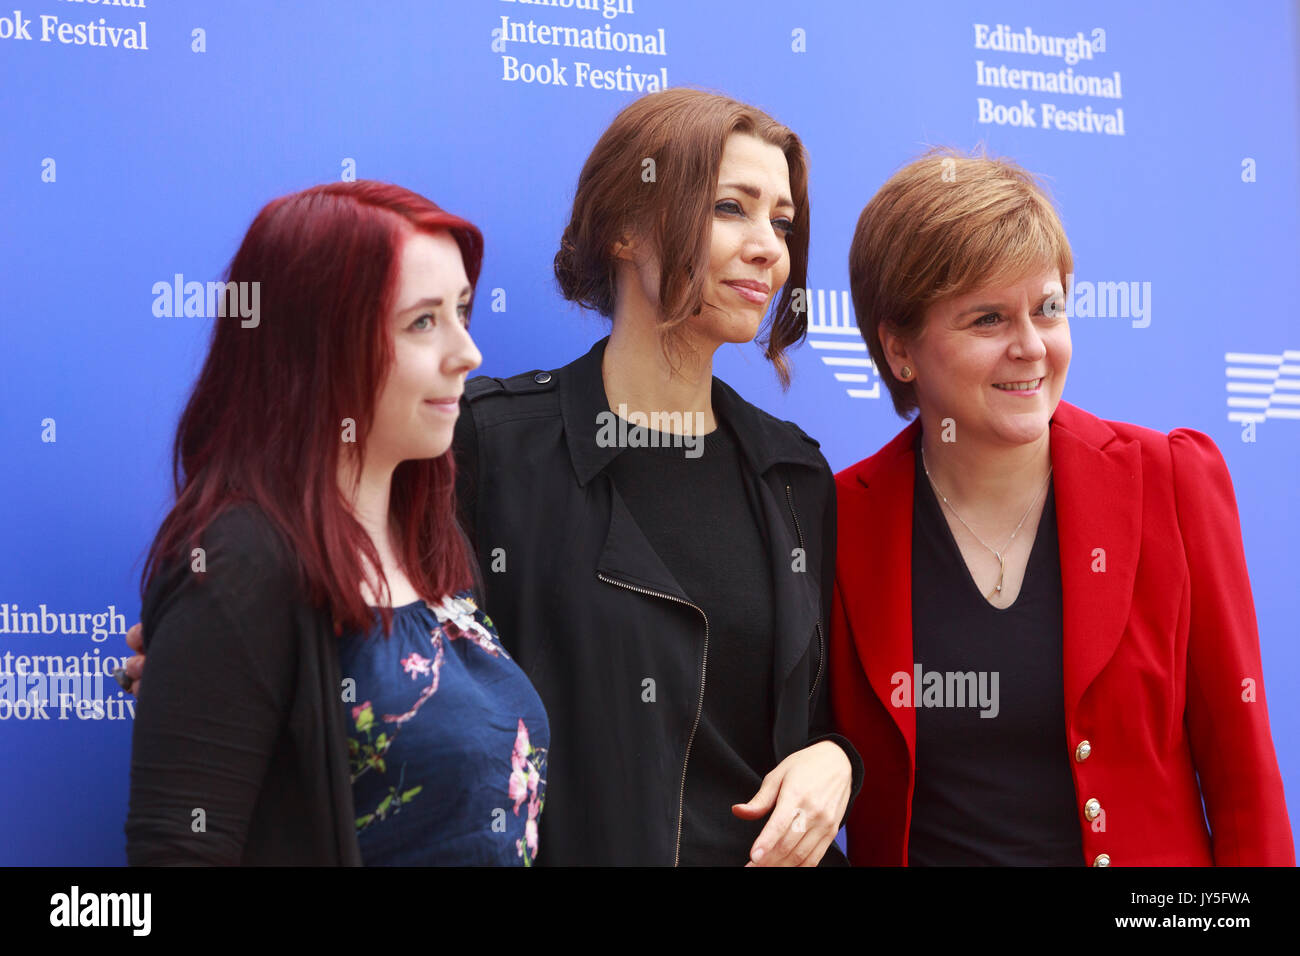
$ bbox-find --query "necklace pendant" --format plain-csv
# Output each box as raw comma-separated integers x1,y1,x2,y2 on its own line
991,556,1006,600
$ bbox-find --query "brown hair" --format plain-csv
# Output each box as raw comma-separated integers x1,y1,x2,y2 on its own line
554,87,810,387
849,146,1073,416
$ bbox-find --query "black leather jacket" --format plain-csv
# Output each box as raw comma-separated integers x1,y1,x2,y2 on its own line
454,336,863,865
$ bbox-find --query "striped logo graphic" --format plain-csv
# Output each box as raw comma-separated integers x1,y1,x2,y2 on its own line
803,288,879,399
1225,351,1300,423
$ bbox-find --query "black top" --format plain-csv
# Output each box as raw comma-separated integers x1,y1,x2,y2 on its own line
907,432,1083,866
604,418,776,866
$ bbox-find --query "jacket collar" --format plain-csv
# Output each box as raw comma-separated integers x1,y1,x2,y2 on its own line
838,400,1142,759
558,336,825,486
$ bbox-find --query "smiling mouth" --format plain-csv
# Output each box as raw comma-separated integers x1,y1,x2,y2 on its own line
724,281,769,305
423,397,461,412
992,378,1043,391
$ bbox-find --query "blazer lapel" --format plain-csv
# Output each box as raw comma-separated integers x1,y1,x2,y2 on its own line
1049,402,1142,720
840,403,1141,764
840,424,920,761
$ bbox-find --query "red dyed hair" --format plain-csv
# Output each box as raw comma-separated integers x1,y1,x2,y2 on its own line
143,180,484,636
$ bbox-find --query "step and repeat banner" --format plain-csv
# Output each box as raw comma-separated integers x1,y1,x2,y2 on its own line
1,0,1297,864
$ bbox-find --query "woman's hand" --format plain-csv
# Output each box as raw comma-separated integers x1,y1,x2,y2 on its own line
731,740,852,866
116,623,146,696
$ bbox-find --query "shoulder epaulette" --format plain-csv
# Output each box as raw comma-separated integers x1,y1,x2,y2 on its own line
784,419,823,448
465,369,557,402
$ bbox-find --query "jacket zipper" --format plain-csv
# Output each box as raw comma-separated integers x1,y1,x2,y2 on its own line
785,484,825,704
596,571,709,867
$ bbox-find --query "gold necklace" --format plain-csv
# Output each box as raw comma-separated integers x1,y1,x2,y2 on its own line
920,446,1053,600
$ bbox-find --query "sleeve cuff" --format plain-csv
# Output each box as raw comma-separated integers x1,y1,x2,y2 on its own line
807,732,864,829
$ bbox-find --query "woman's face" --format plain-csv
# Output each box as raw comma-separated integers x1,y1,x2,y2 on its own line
627,132,795,347
700,133,795,344
368,229,482,467
885,267,1072,448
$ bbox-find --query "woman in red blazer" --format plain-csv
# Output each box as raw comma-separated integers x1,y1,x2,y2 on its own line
830,148,1293,866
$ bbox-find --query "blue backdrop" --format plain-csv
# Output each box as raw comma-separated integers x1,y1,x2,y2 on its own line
1,0,1297,864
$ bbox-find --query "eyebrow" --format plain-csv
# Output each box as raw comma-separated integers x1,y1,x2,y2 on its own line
718,182,796,213
958,291,1060,316
400,287,473,313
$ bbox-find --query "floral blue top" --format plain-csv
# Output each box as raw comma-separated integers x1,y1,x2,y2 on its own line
338,592,549,865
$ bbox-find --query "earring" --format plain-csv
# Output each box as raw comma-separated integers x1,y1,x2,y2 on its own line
900,366,912,380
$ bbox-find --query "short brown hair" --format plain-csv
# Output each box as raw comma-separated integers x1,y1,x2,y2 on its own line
849,146,1073,416
554,87,810,387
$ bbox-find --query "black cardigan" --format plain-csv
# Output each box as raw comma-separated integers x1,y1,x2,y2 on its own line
125,505,362,865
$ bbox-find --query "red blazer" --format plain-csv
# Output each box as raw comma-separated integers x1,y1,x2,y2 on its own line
830,400,1294,866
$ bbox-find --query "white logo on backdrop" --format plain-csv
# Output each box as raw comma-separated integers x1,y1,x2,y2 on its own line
1225,351,1300,423
803,288,880,400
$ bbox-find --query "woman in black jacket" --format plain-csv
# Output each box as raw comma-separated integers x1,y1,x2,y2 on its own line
453,88,862,866
125,90,862,866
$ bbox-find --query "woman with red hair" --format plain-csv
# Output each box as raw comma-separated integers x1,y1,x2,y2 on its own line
126,181,549,865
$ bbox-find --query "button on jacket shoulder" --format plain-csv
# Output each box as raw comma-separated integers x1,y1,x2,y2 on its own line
454,336,863,865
